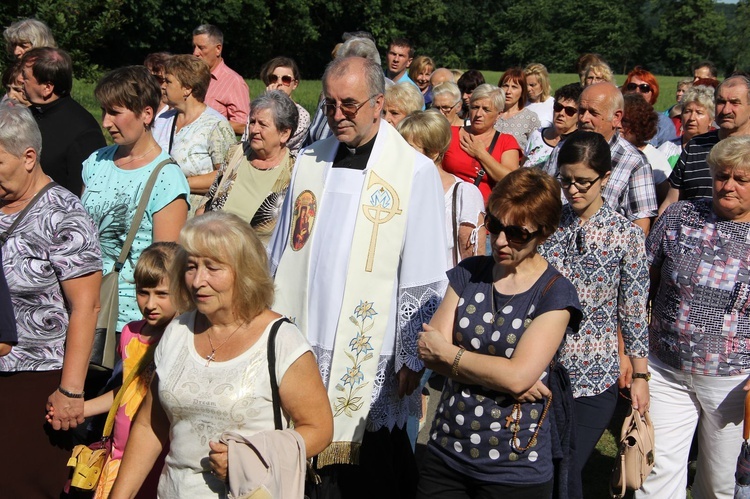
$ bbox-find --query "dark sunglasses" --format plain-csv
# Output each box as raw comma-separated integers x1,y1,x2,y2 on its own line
269,74,294,85
553,101,577,117
324,94,379,120
484,213,540,244
626,82,652,94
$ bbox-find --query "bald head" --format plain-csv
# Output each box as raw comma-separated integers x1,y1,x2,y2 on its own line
577,82,623,141
430,68,454,87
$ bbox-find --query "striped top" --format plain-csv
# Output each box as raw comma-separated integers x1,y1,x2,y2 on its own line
667,130,719,200
204,60,250,127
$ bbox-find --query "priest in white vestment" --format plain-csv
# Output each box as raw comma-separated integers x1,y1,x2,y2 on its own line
269,56,448,498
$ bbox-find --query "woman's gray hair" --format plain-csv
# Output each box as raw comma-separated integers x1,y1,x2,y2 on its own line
681,85,716,120
0,102,42,157
707,135,750,175
470,84,505,113
385,82,424,115
432,82,461,106
336,37,381,66
251,90,299,137
3,19,56,55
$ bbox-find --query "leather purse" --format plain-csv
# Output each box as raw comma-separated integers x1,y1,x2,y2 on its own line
90,159,174,371
610,407,656,498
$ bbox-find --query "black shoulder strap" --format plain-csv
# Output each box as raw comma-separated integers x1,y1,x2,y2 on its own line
0,182,57,248
267,317,292,430
452,183,460,266
487,131,501,155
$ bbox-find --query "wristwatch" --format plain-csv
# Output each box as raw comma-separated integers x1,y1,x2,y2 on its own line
632,372,651,382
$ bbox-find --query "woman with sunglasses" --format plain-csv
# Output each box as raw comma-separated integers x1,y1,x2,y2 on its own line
258,56,310,153
539,131,650,478
432,82,464,127
524,83,582,168
416,168,581,498
623,67,676,147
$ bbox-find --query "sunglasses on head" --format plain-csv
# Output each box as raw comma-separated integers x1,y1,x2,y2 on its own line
626,82,652,94
553,101,578,117
269,74,294,86
484,213,540,244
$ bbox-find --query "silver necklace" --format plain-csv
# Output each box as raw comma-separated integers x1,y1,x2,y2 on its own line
204,321,245,366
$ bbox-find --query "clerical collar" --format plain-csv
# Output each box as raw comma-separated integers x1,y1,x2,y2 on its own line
332,134,377,170
30,95,67,117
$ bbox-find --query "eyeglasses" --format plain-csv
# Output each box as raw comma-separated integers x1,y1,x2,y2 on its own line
553,102,578,117
324,94,379,120
626,82,652,94
269,74,294,86
435,102,460,113
484,213,540,244
557,174,603,193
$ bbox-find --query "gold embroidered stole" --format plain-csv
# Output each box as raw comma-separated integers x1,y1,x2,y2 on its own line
273,126,415,466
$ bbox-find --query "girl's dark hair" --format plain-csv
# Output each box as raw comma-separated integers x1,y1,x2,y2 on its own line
558,130,612,176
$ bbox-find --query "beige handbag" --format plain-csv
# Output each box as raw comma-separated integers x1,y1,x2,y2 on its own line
610,407,656,498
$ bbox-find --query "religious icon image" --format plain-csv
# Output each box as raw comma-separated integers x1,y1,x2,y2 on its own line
291,190,316,251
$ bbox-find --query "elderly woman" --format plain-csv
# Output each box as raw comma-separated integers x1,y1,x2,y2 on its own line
198,91,298,247
109,212,333,498
3,18,56,59
637,136,750,499
161,55,236,215
257,56,310,153
409,55,435,108
623,67,676,147
398,110,485,265
583,61,615,87
456,70,485,121
83,66,189,336
494,68,541,150
432,82,464,127
383,81,425,127
416,168,581,498
524,83,582,168
524,63,555,128
658,84,715,168
0,104,102,497
443,84,521,203
539,131,650,476
621,93,673,189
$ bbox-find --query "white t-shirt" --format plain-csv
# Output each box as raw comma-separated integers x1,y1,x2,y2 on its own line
642,143,672,185
154,312,311,498
526,97,555,128
444,177,485,267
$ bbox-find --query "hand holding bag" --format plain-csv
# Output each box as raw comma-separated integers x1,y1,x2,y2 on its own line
610,407,656,498
91,159,174,370
67,347,155,490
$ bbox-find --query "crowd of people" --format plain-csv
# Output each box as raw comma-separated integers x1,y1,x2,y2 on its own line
1,16,749,499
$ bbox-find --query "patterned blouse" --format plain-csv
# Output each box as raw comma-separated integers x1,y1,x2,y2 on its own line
540,203,649,397
493,107,541,151
647,199,750,376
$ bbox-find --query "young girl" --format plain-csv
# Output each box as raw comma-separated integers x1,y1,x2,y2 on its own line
51,242,179,498
538,131,650,477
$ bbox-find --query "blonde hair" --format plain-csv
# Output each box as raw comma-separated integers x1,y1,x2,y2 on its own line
397,110,452,164
408,55,434,82
384,82,424,116
584,62,615,86
170,212,274,321
707,135,750,175
524,63,552,102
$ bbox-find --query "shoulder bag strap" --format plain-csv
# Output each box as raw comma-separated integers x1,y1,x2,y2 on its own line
0,182,57,248
113,159,174,272
267,317,292,430
473,131,501,186
101,343,156,439
451,183,459,266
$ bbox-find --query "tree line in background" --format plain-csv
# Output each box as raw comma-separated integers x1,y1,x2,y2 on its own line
2,0,750,80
